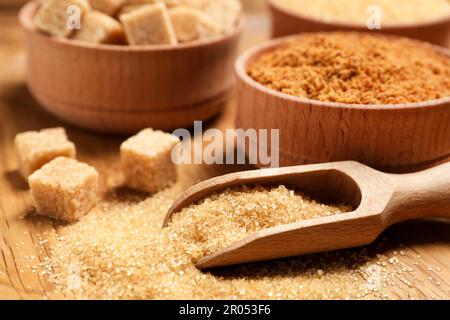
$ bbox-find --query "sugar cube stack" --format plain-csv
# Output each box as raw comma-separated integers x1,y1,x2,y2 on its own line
120,128,179,193
33,0,242,45
14,127,76,178
33,0,91,37
120,2,178,45
28,157,99,223
73,11,125,44
169,7,220,42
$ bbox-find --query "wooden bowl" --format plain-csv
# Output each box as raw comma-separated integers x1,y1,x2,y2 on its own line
235,34,450,172
268,0,450,47
19,1,244,134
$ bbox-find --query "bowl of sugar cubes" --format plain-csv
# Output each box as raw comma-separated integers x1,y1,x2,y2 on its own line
19,0,245,133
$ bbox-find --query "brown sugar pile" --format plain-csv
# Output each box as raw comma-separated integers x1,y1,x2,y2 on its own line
34,183,435,299
164,185,350,261
247,33,450,105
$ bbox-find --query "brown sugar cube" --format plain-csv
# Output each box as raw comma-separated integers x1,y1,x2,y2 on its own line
34,0,91,37
118,1,179,18
28,157,99,223
177,0,241,32
125,0,159,4
169,6,221,42
124,0,176,6
173,0,207,8
73,11,125,44
89,0,125,16
14,127,76,178
120,128,179,193
118,4,151,17
201,0,241,32
119,2,178,45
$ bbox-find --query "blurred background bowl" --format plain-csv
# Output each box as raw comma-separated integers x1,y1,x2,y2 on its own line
19,1,245,134
268,0,450,47
236,34,450,172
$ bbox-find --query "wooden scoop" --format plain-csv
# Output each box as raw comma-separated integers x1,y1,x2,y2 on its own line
163,161,450,269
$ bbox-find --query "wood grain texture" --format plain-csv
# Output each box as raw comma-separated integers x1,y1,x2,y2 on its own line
0,5,449,300
235,35,450,172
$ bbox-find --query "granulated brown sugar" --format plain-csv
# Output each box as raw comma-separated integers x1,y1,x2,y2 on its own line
32,184,436,299
247,33,450,105
272,0,450,25
165,185,350,261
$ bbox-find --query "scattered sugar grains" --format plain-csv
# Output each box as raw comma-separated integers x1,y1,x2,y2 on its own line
248,33,450,105
39,184,426,299
273,0,450,25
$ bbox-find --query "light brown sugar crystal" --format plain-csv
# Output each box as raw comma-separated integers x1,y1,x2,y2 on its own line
34,0,91,37
89,0,125,16
167,185,351,261
272,0,450,25
120,2,178,45
120,128,179,193
14,127,76,178
169,7,221,42
29,157,99,223
40,184,418,300
248,33,450,105
73,11,125,44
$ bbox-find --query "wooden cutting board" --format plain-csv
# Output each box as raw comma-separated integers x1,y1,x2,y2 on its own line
0,6,449,299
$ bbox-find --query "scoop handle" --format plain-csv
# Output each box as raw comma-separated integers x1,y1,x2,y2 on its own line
384,162,450,226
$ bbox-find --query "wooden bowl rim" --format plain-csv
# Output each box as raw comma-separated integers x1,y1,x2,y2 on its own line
268,0,450,30
19,1,245,52
235,32,450,110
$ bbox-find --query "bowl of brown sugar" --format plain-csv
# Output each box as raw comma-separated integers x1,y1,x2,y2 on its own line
236,32,450,172
268,0,450,47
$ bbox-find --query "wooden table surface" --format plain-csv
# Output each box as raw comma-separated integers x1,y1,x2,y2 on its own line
0,4,449,300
